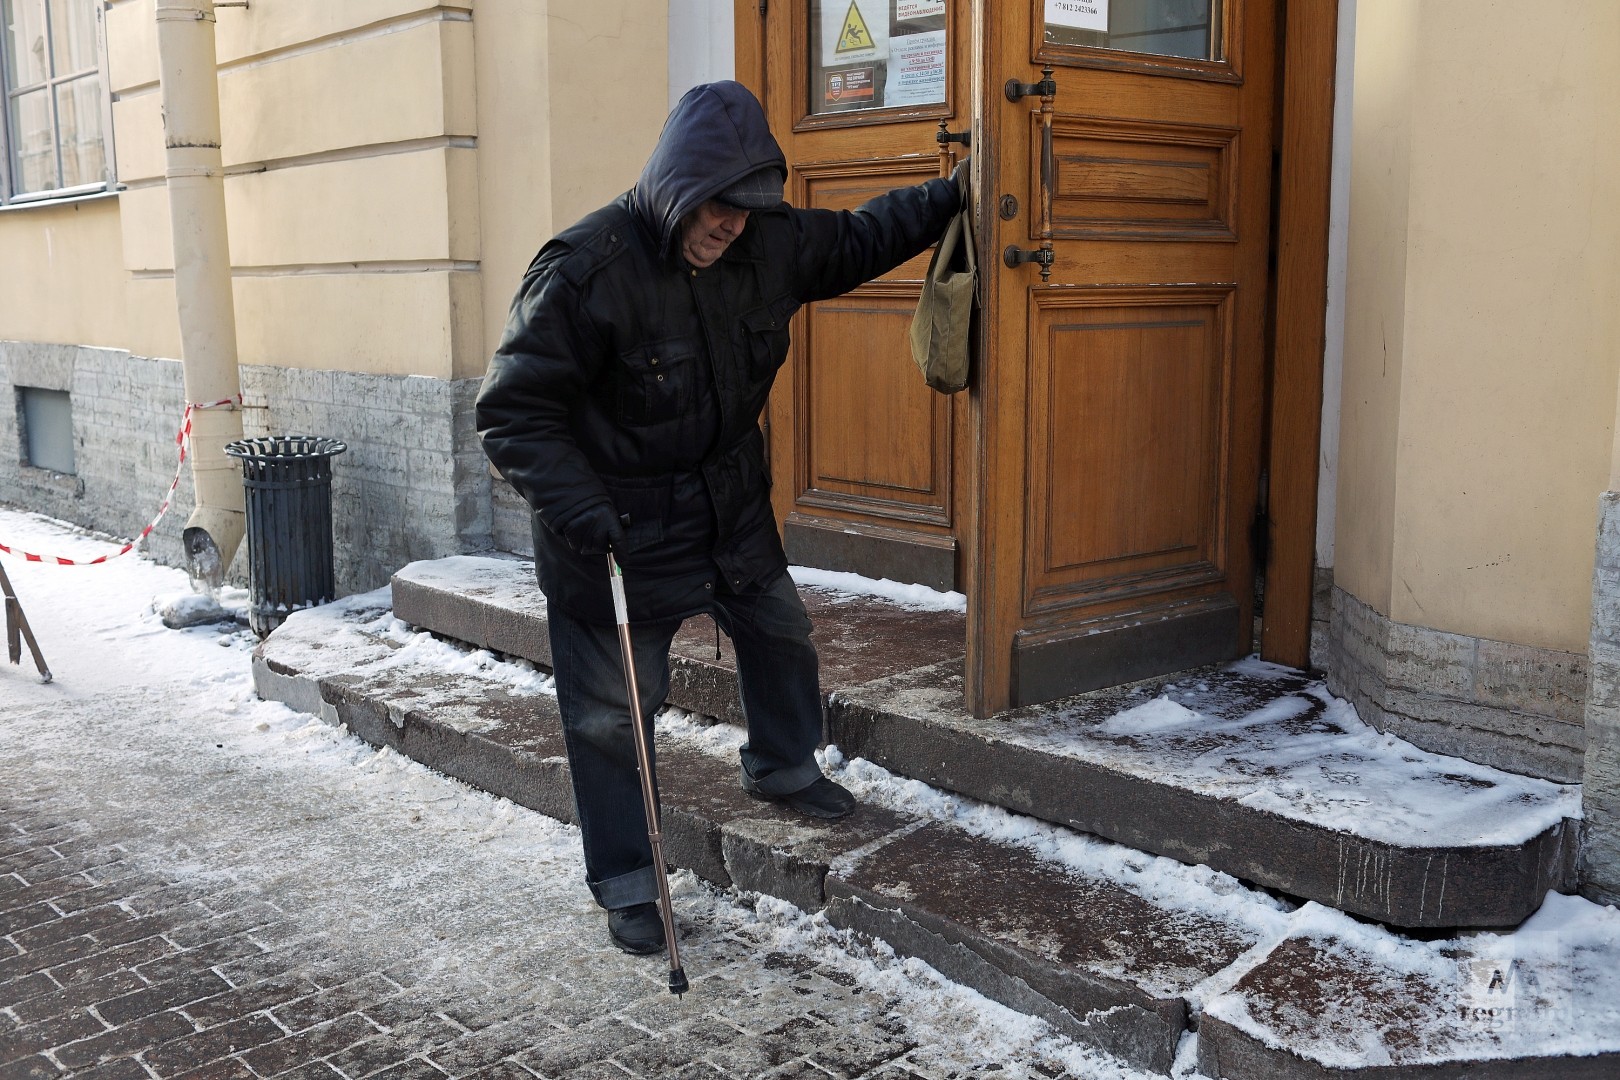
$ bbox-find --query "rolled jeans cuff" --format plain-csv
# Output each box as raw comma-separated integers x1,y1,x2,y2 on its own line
591,864,661,911
743,756,824,797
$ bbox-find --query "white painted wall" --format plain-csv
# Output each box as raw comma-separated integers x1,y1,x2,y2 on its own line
669,0,735,109
1316,0,1355,570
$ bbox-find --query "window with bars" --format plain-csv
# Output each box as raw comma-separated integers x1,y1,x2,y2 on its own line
1,0,114,205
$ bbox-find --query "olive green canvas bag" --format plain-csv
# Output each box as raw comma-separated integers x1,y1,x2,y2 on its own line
908,184,976,394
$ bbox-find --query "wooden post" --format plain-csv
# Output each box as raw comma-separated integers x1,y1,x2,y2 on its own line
0,561,52,683
1261,0,1341,669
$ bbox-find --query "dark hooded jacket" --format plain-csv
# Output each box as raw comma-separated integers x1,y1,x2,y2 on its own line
476,81,959,624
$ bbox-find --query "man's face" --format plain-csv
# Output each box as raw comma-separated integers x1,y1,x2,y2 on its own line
680,200,750,269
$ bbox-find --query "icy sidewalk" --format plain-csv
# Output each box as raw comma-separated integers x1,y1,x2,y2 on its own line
254,580,1620,1078
0,506,1158,1079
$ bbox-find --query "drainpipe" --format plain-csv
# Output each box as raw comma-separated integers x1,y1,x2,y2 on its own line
155,0,245,588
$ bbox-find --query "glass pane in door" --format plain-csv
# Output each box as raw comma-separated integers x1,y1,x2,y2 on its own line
808,0,948,116
1045,0,1222,61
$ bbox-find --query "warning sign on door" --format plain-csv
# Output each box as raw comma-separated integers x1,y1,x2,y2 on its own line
836,1,877,54
810,0,946,116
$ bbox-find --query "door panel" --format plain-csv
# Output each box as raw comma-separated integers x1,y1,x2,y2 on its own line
968,0,1275,713
1046,116,1239,239
761,0,970,592
1024,286,1232,611
803,288,952,513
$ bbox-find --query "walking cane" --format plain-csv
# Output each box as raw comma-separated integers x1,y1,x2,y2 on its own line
607,551,689,996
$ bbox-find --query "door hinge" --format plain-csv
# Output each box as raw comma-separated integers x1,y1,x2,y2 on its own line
758,0,767,15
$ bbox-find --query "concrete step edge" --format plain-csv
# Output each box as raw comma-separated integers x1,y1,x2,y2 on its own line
250,601,1247,1074
389,556,1580,930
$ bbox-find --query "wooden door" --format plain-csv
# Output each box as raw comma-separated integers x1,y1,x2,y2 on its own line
967,0,1278,714
758,0,972,592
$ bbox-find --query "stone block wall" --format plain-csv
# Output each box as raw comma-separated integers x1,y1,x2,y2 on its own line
1582,492,1620,904
1309,566,1334,673
240,366,491,593
1326,587,1588,783
0,341,188,564
0,340,489,595
491,474,534,557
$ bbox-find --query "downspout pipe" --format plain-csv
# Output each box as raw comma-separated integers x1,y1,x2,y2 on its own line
155,0,245,588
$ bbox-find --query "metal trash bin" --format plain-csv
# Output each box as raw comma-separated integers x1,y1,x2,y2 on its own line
224,435,347,637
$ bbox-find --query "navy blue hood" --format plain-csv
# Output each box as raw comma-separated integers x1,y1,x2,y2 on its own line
633,81,787,260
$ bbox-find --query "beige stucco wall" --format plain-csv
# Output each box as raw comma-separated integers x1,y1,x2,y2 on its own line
106,0,484,378
474,1,669,362
0,197,132,349
3,0,665,383
1336,0,1620,654
1335,0,1417,615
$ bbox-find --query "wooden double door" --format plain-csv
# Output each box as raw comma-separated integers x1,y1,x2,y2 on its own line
748,0,1284,716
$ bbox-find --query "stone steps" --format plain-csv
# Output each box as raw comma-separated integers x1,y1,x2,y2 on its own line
251,588,1620,1078
389,556,1581,930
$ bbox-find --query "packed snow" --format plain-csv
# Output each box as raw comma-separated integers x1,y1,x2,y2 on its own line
1202,895,1620,1067
1018,679,1582,848
789,564,968,612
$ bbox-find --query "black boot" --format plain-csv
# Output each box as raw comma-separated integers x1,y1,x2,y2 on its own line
607,902,666,955
741,773,857,820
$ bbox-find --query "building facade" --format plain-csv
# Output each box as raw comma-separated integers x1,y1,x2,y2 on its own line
2,0,1618,902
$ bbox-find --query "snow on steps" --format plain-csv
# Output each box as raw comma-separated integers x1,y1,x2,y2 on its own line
388,556,1580,930
251,589,1620,1079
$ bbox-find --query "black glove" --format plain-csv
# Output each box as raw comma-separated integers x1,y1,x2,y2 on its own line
557,501,627,555
950,157,971,209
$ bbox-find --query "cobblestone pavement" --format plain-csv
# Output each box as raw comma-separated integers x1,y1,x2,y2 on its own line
1,685,1135,1080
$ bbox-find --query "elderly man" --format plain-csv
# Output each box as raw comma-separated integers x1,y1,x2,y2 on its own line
476,81,963,954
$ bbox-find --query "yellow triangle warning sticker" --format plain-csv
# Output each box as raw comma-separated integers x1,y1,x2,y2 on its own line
836,1,874,54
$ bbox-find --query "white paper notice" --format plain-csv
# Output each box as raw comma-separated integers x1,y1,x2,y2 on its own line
1046,0,1109,33
896,0,946,20
885,29,947,108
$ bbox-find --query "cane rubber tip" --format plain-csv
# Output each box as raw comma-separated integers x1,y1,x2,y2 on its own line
668,968,688,996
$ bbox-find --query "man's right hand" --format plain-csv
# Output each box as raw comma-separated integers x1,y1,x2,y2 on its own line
950,157,971,209
558,501,627,555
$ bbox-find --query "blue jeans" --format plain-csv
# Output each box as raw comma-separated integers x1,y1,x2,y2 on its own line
548,569,826,910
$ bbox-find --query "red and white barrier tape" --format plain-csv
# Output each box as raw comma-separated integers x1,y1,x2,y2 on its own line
0,395,243,566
